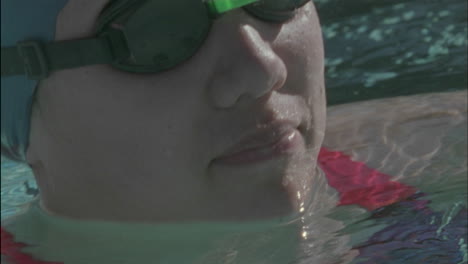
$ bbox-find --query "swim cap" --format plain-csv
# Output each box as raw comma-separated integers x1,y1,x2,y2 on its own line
1,0,69,162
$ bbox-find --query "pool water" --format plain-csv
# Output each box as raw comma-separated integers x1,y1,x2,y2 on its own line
321,91,467,264
1,0,467,263
318,0,467,105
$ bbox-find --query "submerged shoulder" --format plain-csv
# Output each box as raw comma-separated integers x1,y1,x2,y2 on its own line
323,90,467,197
325,90,467,134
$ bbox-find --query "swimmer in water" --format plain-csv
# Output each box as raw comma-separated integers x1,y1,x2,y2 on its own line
1,1,335,262
2,0,328,223
1,0,466,263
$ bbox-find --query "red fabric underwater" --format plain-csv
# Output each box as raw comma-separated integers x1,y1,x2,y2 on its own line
318,147,416,211
1,147,417,264
1,227,62,264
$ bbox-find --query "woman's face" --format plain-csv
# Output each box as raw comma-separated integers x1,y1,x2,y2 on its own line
27,0,327,222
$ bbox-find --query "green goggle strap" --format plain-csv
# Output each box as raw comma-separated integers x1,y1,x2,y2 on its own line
1,0,261,80
206,0,258,15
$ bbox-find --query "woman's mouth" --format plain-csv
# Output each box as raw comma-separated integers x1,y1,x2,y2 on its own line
212,123,305,166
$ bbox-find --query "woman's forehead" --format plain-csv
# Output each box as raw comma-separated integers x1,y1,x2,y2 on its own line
55,0,110,40
64,0,212,13
63,0,110,14
58,0,207,30
56,0,214,40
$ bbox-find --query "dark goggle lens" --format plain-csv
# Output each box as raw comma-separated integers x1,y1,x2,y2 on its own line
1,0,311,80
97,0,212,73
244,0,310,22
250,0,310,10
97,0,310,73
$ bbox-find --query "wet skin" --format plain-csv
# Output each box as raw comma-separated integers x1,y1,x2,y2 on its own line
26,0,329,222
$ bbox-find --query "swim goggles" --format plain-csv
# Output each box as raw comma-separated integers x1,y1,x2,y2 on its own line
1,0,310,80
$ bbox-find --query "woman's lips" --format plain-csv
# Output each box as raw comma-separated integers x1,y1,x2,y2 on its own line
213,125,304,166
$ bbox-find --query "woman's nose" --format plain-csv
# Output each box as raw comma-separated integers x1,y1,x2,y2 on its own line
207,24,288,109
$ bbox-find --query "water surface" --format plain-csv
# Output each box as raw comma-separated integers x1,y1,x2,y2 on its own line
1,0,467,263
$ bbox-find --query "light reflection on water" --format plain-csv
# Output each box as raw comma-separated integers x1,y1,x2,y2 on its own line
1,0,467,263
1,156,38,219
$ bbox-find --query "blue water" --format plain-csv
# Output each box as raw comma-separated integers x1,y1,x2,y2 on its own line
318,0,467,105
1,0,467,263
